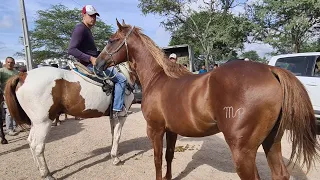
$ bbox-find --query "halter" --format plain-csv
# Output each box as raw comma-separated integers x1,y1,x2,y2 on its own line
93,26,135,80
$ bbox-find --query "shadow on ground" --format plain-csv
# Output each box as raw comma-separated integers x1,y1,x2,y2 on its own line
174,135,308,180
53,136,151,179
47,119,84,143
129,107,142,113
0,119,84,156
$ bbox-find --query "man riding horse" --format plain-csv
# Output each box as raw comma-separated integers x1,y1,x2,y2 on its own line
68,5,127,117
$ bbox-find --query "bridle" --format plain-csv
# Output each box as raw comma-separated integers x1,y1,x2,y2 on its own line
93,26,135,80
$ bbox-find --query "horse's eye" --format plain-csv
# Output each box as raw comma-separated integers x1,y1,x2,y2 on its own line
108,39,113,44
107,38,119,45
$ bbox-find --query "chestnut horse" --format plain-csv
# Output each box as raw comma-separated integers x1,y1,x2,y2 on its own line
95,20,320,180
4,64,135,179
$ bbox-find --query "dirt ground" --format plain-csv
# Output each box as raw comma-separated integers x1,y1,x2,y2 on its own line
1,104,319,180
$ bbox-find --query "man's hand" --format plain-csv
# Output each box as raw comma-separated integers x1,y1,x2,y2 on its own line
90,56,97,66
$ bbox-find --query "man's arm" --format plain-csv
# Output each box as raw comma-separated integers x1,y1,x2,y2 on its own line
68,25,91,63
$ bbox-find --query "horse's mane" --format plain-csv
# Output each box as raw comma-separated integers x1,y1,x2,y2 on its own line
119,25,192,78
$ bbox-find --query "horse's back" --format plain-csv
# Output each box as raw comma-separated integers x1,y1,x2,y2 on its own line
16,67,111,120
26,67,75,83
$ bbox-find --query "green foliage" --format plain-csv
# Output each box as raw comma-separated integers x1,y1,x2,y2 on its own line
17,4,113,64
248,0,320,53
138,0,253,69
240,50,260,60
170,11,251,61
301,39,320,53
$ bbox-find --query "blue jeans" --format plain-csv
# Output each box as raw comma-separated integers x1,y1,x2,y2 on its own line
3,102,16,131
87,65,127,111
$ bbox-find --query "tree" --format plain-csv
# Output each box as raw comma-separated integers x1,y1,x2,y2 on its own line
138,0,252,69
240,50,260,61
16,4,113,64
248,0,320,54
300,38,320,53
169,11,248,66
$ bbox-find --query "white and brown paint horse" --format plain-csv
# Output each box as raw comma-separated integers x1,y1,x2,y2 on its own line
4,64,135,180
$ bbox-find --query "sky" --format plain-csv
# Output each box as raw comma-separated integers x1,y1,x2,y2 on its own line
0,0,273,61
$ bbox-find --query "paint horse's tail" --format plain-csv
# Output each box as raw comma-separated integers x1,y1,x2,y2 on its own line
271,67,320,172
4,73,31,127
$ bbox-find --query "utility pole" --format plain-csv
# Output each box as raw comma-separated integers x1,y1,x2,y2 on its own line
19,0,33,70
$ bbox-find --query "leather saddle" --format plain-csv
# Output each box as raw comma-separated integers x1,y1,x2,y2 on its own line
67,61,134,95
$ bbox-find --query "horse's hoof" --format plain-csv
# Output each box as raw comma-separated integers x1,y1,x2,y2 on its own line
1,139,8,144
112,157,121,165
44,175,55,180
289,176,297,180
162,176,171,180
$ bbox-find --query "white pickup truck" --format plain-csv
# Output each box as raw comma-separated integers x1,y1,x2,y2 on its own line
268,52,320,121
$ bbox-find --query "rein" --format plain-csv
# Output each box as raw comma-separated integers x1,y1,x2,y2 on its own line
93,26,135,81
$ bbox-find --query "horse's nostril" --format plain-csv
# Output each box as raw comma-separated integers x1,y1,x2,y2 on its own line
96,60,106,71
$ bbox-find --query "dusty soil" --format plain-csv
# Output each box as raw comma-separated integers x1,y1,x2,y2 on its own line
0,104,319,180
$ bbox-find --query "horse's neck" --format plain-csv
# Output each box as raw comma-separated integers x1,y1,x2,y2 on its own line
132,47,163,90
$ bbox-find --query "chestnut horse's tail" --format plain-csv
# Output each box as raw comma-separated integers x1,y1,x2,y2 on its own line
271,67,320,171
4,74,31,127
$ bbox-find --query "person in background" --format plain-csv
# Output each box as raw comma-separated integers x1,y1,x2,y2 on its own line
183,63,188,69
168,53,177,63
0,57,19,136
198,65,207,74
213,64,218,69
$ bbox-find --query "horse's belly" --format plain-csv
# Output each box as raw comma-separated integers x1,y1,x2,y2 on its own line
78,81,111,113
168,118,220,137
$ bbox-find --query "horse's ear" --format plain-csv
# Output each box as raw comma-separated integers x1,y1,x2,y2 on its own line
122,19,126,26
116,18,123,31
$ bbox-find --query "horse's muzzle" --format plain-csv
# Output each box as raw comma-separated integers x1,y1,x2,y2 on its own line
95,60,107,71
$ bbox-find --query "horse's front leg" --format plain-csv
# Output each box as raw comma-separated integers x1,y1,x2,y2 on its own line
164,130,177,180
147,124,165,180
110,116,126,165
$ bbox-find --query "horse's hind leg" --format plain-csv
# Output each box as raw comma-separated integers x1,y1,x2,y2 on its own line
28,120,54,180
164,130,177,180
110,116,126,165
229,144,260,180
224,133,261,180
262,126,290,180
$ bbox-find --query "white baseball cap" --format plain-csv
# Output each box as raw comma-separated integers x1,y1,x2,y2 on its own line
82,5,100,16
169,53,177,59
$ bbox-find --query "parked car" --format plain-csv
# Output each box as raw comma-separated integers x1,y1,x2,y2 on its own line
133,82,142,103
268,52,320,122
